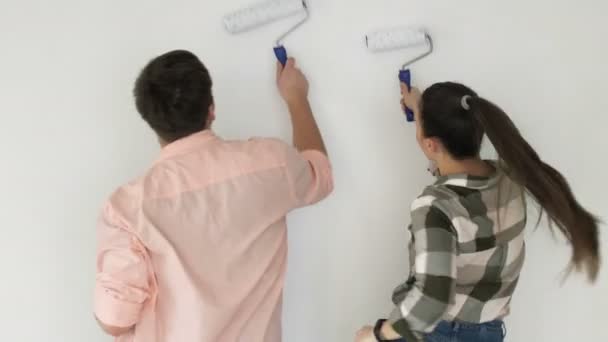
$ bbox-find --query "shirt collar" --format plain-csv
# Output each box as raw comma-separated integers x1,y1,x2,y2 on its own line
433,161,502,190
157,130,218,162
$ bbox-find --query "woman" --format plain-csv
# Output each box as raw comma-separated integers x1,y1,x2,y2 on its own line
355,82,600,342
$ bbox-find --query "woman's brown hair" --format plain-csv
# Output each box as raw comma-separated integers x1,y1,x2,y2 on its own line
421,82,601,281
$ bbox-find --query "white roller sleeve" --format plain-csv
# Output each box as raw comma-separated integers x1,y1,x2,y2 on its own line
365,27,428,52
223,0,305,34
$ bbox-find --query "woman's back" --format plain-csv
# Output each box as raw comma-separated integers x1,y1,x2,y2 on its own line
390,164,527,338
428,166,526,322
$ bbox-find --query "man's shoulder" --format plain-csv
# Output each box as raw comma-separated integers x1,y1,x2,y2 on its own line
101,177,143,226
222,136,294,165
146,136,295,192
239,136,291,153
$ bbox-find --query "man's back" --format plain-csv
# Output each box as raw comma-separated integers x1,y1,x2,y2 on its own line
94,131,333,341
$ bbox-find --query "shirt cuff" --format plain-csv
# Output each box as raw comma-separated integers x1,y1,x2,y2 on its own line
388,307,423,342
299,150,333,204
94,282,144,328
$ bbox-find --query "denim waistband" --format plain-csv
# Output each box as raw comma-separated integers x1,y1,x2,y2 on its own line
436,319,505,332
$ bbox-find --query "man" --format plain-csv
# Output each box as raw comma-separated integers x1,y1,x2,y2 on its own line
94,50,333,341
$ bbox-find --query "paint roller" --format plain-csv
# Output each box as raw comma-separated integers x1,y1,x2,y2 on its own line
366,27,433,122
223,0,309,66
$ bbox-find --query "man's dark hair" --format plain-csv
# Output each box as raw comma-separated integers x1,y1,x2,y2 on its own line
134,50,213,143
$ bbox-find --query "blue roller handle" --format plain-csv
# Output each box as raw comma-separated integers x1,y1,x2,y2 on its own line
399,69,415,122
274,46,288,66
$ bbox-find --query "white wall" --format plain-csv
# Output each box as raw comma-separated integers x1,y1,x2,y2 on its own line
1,0,606,341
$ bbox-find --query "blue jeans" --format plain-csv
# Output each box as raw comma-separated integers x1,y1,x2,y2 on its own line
400,320,506,342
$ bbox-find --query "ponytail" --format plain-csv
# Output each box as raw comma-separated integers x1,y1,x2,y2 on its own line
470,97,601,281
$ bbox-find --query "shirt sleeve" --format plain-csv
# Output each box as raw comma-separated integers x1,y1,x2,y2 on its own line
94,204,153,328
283,145,334,208
388,196,458,341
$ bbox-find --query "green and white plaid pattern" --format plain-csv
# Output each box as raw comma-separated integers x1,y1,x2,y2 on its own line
388,167,526,341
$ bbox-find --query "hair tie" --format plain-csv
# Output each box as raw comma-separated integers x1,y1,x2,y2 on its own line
461,95,471,110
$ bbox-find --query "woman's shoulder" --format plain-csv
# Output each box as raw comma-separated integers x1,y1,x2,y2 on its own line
411,181,478,222
416,183,460,203
410,185,455,215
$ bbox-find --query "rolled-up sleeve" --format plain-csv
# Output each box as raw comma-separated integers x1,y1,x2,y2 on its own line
94,204,152,328
284,147,334,208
